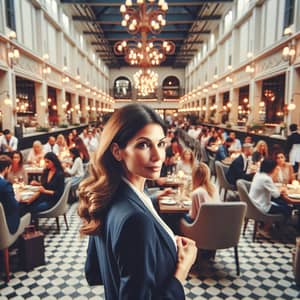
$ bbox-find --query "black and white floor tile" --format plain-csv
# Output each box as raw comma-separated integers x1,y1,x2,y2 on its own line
1,203,300,299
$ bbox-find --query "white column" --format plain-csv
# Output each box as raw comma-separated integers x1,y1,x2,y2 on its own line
286,65,300,125
71,93,79,124
247,78,255,126
35,82,48,127
229,87,239,124
57,88,65,125
1,69,16,131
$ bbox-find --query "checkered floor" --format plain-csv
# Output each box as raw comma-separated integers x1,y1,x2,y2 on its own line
1,203,300,299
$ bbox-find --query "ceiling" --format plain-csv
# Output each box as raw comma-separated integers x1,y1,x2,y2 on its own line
60,0,233,68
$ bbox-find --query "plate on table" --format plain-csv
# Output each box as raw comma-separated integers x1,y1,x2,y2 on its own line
288,194,300,199
160,199,177,205
25,185,40,191
183,200,192,206
20,191,35,199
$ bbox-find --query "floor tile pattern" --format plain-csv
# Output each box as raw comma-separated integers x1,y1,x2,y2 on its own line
1,203,300,299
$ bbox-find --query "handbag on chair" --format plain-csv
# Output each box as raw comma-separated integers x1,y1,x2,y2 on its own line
19,225,45,271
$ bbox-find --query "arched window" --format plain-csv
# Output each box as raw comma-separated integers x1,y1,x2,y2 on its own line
162,76,180,99
113,77,132,99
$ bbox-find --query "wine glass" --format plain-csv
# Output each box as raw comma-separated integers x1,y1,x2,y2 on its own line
18,176,24,188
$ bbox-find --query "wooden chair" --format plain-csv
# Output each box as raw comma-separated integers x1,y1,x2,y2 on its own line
0,204,31,282
37,181,72,232
237,179,284,241
180,202,247,275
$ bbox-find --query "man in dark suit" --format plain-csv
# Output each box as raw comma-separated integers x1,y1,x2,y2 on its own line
287,123,300,173
0,155,20,234
226,143,255,187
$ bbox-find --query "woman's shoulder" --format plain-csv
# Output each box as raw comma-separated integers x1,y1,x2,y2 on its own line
75,156,83,163
106,197,153,236
191,186,207,196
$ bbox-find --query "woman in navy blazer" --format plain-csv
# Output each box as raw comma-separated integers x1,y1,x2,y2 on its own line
78,104,197,299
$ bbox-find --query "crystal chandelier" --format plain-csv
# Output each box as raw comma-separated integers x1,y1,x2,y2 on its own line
115,0,175,67
134,69,158,96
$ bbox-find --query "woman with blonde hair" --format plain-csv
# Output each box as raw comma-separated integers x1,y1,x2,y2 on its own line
184,162,220,223
27,140,44,165
78,104,197,299
176,149,194,176
252,140,269,163
56,134,68,155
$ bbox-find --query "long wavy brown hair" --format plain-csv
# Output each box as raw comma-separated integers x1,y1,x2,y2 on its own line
77,104,166,236
192,162,216,198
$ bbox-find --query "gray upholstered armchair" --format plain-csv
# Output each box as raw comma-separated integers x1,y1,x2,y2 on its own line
0,203,31,282
180,202,247,275
237,179,284,241
37,181,72,232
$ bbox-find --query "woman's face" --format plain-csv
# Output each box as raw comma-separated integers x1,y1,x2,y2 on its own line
33,144,42,153
259,143,266,152
276,153,286,165
118,123,166,183
183,151,192,161
12,153,21,164
45,158,54,169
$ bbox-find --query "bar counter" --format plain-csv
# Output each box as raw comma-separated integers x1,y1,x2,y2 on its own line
201,123,287,154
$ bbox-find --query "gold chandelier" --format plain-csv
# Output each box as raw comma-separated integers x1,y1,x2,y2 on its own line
114,39,175,66
115,0,175,67
120,0,168,35
134,69,158,96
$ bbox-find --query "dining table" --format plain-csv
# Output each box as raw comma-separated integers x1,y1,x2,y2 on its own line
13,183,40,203
24,165,44,182
285,183,300,205
158,198,191,214
158,196,191,234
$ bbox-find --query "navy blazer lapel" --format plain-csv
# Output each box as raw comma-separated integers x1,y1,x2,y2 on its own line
118,181,177,263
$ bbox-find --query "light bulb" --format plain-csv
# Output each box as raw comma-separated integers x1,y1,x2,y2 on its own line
120,4,126,13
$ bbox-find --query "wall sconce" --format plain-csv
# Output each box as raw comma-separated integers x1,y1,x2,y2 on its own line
42,54,51,77
226,76,233,83
282,39,296,64
245,63,255,73
62,76,69,83
287,93,299,111
0,90,12,106
288,99,296,111
7,31,20,67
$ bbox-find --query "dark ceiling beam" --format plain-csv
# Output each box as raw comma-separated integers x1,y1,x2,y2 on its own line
99,24,191,31
72,14,221,23
91,40,203,45
63,0,233,5
104,37,195,41
83,29,210,34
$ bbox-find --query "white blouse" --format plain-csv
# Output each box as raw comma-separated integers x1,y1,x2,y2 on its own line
249,172,280,214
122,177,177,250
66,157,85,177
